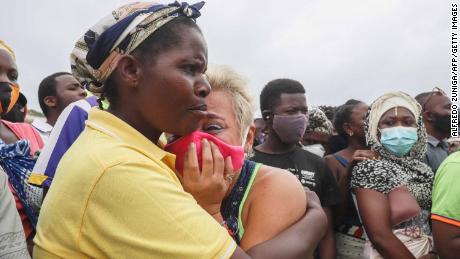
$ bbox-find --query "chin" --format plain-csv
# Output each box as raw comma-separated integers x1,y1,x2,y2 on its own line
169,122,199,138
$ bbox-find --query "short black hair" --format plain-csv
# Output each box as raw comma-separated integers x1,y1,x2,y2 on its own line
259,78,305,112
333,99,364,138
102,16,201,109
344,99,363,105
38,72,72,116
414,92,432,107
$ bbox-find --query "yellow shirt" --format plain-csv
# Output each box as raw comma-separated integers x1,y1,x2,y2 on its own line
34,108,236,259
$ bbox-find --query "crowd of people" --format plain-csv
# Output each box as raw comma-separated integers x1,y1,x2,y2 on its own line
0,1,458,259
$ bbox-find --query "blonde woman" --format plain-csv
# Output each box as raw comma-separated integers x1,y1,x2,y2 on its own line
166,65,327,254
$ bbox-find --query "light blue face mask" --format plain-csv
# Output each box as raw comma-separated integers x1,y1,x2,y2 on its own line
379,126,418,157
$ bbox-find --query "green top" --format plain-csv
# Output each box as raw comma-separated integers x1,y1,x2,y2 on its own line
431,151,460,227
237,163,262,240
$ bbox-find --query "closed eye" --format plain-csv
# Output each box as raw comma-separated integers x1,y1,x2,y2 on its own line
181,63,204,76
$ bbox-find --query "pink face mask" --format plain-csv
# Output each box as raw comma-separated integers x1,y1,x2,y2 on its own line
164,131,245,175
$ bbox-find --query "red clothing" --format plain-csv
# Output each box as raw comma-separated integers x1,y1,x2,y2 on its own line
2,120,44,238
3,120,44,155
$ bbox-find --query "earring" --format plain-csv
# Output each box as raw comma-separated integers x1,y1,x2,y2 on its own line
245,148,255,159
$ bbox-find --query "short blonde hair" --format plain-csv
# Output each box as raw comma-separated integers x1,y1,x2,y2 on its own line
206,65,254,138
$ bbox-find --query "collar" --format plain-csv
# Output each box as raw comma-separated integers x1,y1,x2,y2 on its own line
85,108,175,168
427,134,449,149
31,120,53,133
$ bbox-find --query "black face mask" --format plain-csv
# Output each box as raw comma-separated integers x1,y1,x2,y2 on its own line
0,82,19,114
432,113,451,135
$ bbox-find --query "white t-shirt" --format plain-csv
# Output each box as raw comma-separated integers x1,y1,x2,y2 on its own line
31,120,52,144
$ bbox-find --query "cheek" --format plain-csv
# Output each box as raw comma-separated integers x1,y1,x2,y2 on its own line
439,108,452,116
214,130,241,146
60,91,76,100
69,91,83,100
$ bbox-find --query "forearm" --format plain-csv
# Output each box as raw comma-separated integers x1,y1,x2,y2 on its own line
318,224,336,259
245,207,327,258
436,236,460,259
355,188,415,259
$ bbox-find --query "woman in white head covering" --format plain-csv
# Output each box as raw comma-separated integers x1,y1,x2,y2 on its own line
350,91,434,258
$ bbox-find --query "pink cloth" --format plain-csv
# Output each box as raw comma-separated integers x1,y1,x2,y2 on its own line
2,120,44,155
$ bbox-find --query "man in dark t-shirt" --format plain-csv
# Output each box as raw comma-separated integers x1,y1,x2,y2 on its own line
252,147,339,207
251,78,340,259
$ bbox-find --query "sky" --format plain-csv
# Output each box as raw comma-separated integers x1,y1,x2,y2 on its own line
0,0,453,111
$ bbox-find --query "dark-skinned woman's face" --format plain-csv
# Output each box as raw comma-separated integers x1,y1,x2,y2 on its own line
377,106,418,156
350,103,368,145
378,107,417,130
0,50,19,115
133,27,210,136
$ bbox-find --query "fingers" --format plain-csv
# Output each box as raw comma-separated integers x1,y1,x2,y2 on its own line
184,142,200,181
201,139,214,177
352,149,380,162
224,156,234,184
370,150,380,160
210,142,224,177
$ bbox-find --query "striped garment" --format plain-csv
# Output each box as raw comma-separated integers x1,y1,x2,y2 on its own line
28,96,98,188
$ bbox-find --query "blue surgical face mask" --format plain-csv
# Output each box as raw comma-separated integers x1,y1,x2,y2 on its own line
379,126,418,157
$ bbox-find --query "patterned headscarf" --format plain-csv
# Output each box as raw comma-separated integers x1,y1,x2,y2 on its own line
0,40,16,61
352,91,433,209
71,1,205,95
307,107,333,134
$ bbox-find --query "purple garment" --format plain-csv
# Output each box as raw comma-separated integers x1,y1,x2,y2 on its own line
32,96,99,187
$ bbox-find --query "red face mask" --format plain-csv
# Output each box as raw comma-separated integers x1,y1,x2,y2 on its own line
164,131,245,175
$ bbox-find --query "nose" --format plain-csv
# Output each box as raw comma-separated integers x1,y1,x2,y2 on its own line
79,87,87,98
194,74,211,98
0,72,10,83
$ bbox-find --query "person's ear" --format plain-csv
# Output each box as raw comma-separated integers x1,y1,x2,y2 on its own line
43,96,57,108
117,54,142,90
343,122,354,136
422,110,435,122
245,123,256,151
262,110,272,122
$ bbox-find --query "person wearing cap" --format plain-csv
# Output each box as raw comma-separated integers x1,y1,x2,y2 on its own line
302,107,334,157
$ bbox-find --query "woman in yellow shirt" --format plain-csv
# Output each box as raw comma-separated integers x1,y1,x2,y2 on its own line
34,2,327,259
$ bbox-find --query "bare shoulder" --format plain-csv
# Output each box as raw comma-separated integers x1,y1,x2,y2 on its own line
251,164,307,198
323,154,337,164
238,164,308,250
323,154,339,169
323,154,344,182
